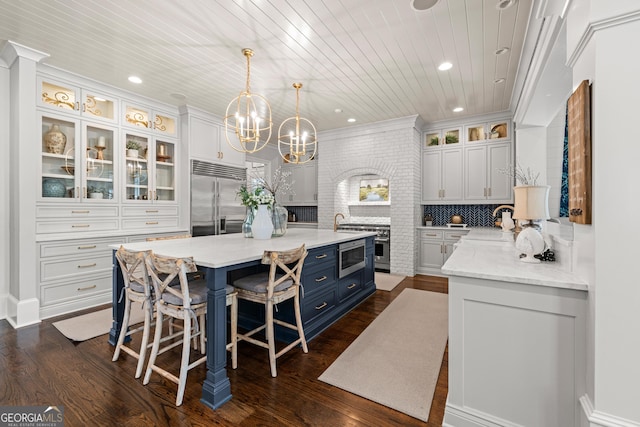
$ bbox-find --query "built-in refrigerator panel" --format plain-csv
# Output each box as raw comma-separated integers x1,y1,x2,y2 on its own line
190,160,246,237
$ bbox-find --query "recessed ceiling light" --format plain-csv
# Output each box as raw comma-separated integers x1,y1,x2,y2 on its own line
495,47,510,55
128,76,142,84
494,78,506,84
411,0,439,11
334,108,343,113
438,62,453,71
453,107,464,113
496,0,515,10
347,118,356,123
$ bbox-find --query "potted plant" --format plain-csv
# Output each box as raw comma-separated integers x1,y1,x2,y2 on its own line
88,185,107,199
126,140,141,158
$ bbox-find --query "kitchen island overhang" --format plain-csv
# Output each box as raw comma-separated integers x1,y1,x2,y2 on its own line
108,228,376,410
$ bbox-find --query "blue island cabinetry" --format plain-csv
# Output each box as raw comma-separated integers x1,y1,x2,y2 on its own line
237,235,376,342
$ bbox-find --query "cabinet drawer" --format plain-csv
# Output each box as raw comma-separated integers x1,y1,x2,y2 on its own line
122,217,179,229
338,270,364,301
40,275,112,306
41,254,113,282
302,288,336,324
122,205,179,217
302,263,337,295
36,206,119,218
40,237,122,258
305,245,336,268
444,230,469,241
420,230,444,240
37,219,119,234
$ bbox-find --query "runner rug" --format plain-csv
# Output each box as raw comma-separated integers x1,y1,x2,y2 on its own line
318,288,448,422
53,303,145,342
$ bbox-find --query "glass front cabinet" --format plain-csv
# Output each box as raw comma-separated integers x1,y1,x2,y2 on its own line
40,113,116,201
124,131,176,203
122,102,177,137
38,77,118,123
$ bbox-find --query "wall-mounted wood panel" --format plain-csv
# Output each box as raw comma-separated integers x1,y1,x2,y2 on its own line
567,80,592,224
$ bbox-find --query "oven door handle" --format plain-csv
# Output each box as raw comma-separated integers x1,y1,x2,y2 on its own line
375,238,389,243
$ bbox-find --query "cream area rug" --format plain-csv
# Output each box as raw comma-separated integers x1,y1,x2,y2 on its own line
318,289,448,422
375,272,406,291
53,302,145,342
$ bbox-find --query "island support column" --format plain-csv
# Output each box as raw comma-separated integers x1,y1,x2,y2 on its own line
200,266,232,409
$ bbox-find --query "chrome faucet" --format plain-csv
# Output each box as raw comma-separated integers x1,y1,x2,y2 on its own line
334,213,345,232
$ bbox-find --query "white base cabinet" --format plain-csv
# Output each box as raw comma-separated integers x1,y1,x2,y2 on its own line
417,228,469,275
38,231,189,319
444,275,586,427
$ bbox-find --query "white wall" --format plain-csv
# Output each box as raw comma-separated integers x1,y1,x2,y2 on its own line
317,116,420,276
567,1,640,423
0,62,9,319
514,126,547,184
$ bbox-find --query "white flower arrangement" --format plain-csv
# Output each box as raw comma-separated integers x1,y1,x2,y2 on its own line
498,160,540,185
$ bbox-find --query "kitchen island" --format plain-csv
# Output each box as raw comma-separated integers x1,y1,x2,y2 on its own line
442,230,588,427
108,228,376,410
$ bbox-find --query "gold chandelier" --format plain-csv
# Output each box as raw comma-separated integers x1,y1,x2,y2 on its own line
224,48,272,153
278,83,317,164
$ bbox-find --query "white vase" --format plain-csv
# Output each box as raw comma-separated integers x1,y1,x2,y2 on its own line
501,211,515,232
251,204,274,240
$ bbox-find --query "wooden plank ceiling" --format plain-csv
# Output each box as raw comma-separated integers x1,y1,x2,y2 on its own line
0,0,533,131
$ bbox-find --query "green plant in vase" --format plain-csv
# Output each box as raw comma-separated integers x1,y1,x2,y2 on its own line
126,140,142,158
429,136,439,146
445,134,459,144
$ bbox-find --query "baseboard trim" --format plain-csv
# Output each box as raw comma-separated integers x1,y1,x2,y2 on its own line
5,295,41,328
580,394,640,427
443,401,516,427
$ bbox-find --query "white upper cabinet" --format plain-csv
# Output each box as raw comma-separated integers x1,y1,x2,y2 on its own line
123,130,177,203
422,115,514,204
183,112,245,167
122,101,178,137
282,160,318,205
464,142,513,202
465,119,511,144
424,126,462,149
421,148,463,203
40,112,117,202
38,77,118,123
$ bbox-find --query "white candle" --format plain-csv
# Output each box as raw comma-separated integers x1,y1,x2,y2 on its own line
97,136,106,147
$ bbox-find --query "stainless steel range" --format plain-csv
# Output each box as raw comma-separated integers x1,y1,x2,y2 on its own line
336,223,390,272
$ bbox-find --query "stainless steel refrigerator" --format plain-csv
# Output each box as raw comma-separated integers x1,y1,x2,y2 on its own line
190,160,246,237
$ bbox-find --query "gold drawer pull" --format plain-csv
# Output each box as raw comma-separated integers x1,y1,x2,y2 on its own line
315,276,327,282
425,233,437,237
146,210,159,213
450,235,461,238
347,283,357,289
315,254,328,259
71,210,90,214
77,263,97,269
72,224,90,228
315,302,328,310
77,284,97,291
77,245,97,250
146,221,159,225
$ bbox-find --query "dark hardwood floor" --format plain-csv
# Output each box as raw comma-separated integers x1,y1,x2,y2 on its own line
1,275,448,426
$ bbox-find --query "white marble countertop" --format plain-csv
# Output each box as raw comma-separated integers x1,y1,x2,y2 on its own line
442,229,588,291
109,228,375,268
